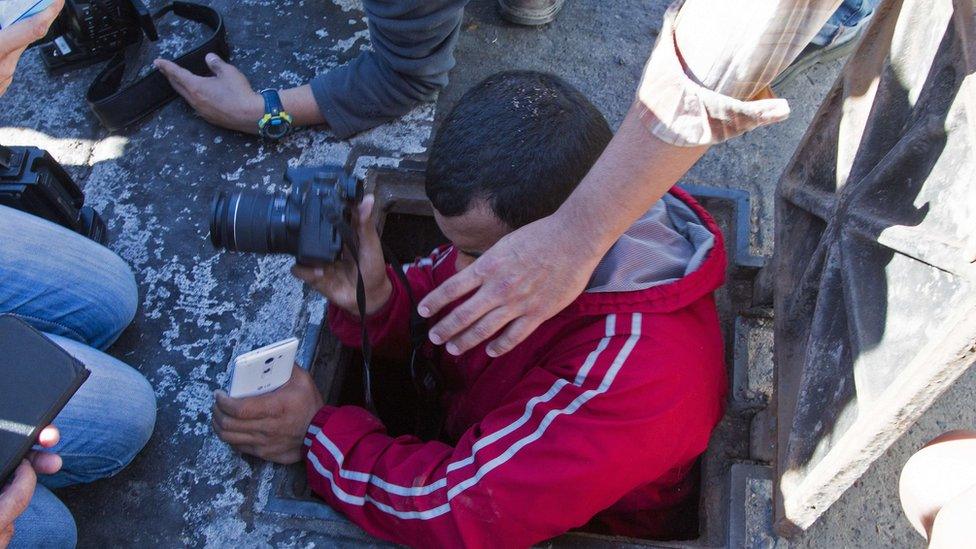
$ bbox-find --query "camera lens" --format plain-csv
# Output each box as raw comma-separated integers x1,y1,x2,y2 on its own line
209,190,294,254
338,173,365,204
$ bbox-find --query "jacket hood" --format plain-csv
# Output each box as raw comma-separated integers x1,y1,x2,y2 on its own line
564,187,727,316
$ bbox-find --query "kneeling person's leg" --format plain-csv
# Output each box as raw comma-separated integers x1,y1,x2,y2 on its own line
0,205,138,350
40,333,157,488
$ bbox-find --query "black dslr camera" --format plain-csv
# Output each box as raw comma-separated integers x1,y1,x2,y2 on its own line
209,167,364,266
35,0,158,73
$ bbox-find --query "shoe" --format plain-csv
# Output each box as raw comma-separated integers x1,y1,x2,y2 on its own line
771,19,869,88
497,0,566,26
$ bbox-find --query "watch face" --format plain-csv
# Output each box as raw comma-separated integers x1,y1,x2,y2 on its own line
263,118,291,140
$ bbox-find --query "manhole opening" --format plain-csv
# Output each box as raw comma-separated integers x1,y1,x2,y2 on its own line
264,169,758,548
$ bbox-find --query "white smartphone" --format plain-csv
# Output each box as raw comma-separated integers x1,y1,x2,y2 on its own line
227,337,299,398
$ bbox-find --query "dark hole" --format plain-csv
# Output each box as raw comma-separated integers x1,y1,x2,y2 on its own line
380,213,448,263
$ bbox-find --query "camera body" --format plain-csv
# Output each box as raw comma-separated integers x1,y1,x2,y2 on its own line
210,166,364,266
36,0,158,73
0,146,107,244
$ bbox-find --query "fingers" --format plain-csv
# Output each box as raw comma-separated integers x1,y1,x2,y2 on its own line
354,194,377,232
214,390,277,421
442,305,516,356
0,10,56,55
418,266,483,325
291,263,341,291
35,0,64,30
27,451,61,476
215,429,265,447
291,264,316,283
211,401,273,435
0,461,36,528
486,316,538,358
37,426,59,449
353,195,382,262
153,58,202,98
211,401,276,448
204,53,229,77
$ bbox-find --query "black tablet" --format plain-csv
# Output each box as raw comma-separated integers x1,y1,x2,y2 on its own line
0,315,89,484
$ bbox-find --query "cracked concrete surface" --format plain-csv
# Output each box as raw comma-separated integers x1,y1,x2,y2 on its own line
1,0,973,547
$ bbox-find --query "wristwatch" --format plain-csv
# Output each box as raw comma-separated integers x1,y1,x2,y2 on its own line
257,89,293,140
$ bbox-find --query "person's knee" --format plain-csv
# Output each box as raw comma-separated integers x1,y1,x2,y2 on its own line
107,370,157,470
89,255,138,349
899,430,976,540
44,340,158,484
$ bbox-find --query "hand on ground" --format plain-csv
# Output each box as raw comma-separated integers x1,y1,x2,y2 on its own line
155,53,264,134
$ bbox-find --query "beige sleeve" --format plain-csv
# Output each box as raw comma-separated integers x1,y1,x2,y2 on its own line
637,0,842,146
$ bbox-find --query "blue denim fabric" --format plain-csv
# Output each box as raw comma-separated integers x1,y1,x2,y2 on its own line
1,206,156,548
0,206,138,350
812,0,881,46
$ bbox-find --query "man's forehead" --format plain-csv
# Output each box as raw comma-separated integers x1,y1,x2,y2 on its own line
434,200,510,253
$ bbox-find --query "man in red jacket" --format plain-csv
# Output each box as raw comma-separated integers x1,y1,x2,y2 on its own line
211,71,728,547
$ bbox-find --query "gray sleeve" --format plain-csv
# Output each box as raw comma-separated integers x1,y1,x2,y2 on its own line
310,0,466,138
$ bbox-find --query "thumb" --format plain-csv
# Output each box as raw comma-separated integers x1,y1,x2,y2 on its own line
352,195,386,277
205,53,229,76
355,194,381,253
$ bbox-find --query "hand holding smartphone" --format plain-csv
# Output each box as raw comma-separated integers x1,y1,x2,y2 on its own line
227,337,298,398
0,0,54,29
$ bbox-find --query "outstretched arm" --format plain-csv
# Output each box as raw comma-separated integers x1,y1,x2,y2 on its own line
157,0,465,137
420,0,841,357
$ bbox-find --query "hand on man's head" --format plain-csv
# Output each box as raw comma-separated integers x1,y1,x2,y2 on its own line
419,214,601,357
291,194,392,316
0,0,64,97
212,365,324,465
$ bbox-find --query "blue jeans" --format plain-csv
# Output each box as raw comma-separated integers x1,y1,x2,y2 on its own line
0,206,157,548
812,0,881,46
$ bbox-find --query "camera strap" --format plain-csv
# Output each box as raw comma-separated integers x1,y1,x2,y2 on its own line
86,1,229,132
342,222,444,438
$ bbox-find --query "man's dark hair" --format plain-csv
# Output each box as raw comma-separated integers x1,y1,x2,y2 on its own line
426,71,613,229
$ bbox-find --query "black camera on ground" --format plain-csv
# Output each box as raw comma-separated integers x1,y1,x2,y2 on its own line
209,167,364,266
35,0,158,73
0,145,107,244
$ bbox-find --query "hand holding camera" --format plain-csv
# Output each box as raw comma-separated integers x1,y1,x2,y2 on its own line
210,166,391,316
291,194,392,317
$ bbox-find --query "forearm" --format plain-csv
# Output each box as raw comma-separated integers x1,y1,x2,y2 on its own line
280,85,327,127
553,101,709,261
556,0,842,256
309,0,465,138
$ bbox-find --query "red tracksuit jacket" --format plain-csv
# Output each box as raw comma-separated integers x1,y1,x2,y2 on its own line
304,188,727,547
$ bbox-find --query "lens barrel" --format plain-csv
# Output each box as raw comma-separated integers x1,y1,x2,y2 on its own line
209,190,293,254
